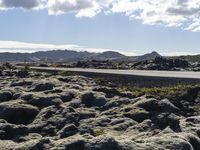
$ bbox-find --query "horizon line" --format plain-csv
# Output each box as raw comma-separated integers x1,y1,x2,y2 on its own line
0,41,199,57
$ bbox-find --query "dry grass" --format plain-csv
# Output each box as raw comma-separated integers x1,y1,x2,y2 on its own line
94,129,106,136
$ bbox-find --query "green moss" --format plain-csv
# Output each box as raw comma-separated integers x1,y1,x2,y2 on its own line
94,129,106,136
120,84,200,100
58,70,67,76
20,65,30,75
194,103,200,115
57,70,78,76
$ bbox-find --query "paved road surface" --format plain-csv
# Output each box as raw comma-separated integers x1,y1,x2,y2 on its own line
26,66,200,80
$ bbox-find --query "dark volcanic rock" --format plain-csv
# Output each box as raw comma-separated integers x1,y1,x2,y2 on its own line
0,91,12,102
84,136,122,150
15,138,51,150
81,92,95,107
81,91,106,107
0,123,27,140
57,124,78,138
152,113,181,131
132,56,191,71
0,101,39,124
60,91,76,102
52,136,85,150
22,93,62,108
33,82,54,92
158,99,180,113
16,70,29,78
123,108,150,123
134,98,159,111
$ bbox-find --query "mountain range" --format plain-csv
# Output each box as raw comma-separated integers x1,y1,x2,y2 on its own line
0,50,161,62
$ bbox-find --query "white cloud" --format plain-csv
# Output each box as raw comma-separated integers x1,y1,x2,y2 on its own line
0,41,80,52
0,41,139,55
112,0,200,31
48,0,115,17
0,41,121,54
0,0,200,32
48,0,96,16
47,0,200,31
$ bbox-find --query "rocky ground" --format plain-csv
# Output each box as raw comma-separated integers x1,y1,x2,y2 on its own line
52,56,199,71
131,57,200,71
0,66,200,149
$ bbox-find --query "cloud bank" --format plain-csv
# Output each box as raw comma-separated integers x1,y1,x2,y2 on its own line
0,0,200,32
0,41,120,54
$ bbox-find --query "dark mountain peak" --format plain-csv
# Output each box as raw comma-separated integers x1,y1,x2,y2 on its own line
145,51,161,57
92,51,126,60
138,51,161,61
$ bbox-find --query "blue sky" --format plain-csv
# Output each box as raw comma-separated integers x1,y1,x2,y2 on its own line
0,0,200,56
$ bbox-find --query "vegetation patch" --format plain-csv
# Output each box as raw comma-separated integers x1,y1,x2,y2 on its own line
194,103,200,115
94,129,106,136
57,70,78,76
122,84,200,100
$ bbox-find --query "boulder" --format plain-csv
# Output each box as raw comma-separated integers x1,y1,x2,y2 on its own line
84,136,121,150
57,124,78,138
158,99,180,113
60,91,76,102
81,92,106,107
32,82,54,92
0,91,12,102
0,101,39,124
81,92,95,107
28,106,80,136
16,70,29,78
22,93,62,108
0,123,27,140
52,136,85,150
151,113,180,131
123,107,150,123
133,98,158,111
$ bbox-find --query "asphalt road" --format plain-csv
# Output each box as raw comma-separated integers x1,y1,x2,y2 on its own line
27,66,200,80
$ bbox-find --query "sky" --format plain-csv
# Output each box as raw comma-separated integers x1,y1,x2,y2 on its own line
0,0,200,56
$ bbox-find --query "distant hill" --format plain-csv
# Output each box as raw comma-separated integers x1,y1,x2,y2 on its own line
0,50,94,62
123,51,161,62
137,51,161,61
91,51,126,60
32,50,93,62
0,50,161,62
